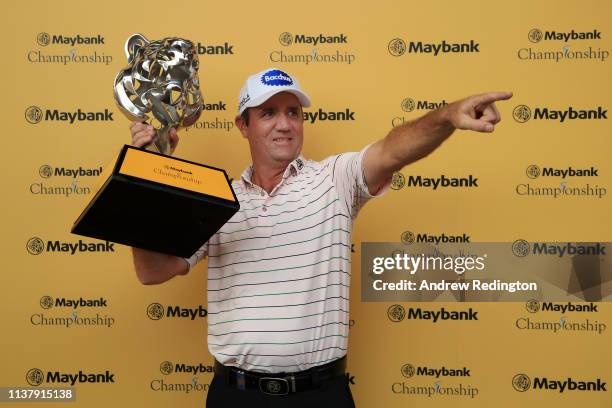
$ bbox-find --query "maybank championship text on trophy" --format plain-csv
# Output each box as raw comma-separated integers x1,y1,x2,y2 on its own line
72,34,239,257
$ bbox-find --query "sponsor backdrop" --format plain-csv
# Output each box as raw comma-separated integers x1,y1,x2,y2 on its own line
2,0,610,407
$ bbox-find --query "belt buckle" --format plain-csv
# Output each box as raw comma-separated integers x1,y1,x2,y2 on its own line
259,376,294,395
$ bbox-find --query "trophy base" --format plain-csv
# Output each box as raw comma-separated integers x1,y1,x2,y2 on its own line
71,145,239,258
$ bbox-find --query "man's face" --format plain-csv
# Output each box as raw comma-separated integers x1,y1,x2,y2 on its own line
236,92,304,168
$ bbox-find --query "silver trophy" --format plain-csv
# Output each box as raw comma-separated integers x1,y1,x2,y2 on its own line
114,33,203,155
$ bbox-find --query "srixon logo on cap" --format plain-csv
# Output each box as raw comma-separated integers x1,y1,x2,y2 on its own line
261,69,293,86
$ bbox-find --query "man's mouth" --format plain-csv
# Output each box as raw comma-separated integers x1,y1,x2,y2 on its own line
272,137,293,143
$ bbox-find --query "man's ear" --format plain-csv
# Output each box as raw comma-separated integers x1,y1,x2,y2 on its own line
235,115,248,139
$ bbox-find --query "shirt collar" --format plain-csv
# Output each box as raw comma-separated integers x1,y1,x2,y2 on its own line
288,155,306,175
240,156,306,188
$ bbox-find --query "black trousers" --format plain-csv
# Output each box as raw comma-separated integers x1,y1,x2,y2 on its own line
206,372,356,408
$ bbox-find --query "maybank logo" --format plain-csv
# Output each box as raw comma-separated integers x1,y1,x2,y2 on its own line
303,108,356,123
400,231,470,245
160,362,214,375
401,97,448,112
528,28,602,43
147,303,164,320
393,363,479,398
526,301,598,314
388,38,479,56
196,42,234,55
26,368,115,386
388,304,406,322
32,296,115,328
525,165,598,179
512,240,606,257
516,240,607,257
512,374,607,393
516,165,607,199
388,39,407,56
391,172,406,190
407,308,478,322
511,239,530,257
515,302,606,334
271,33,356,65
29,32,112,65
146,303,207,320
31,164,97,197
278,32,348,46
525,165,541,179
40,296,54,309
39,165,103,179
513,105,607,122
26,237,45,255
152,361,213,394
518,29,608,62
151,362,212,394
160,361,174,375
36,32,105,46
534,243,606,256
279,32,294,46
401,364,471,379
525,299,540,313
405,175,479,189
26,368,45,386
393,97,448,126
25,106,43,124
26,237,115,255
25,106,114,124
154,165,201,186
512,374,531,392
39,165,53,178
37,33,50,46
388,306,478,322
261,69,293,86
401,364,416,378
39,296,108,309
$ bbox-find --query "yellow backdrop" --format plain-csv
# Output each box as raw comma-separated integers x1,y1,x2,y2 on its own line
3,0,610,407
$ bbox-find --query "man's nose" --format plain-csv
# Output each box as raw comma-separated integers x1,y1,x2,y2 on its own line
275,113,291,131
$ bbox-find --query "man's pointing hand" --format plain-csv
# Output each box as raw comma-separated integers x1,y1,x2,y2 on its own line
446,92,513,133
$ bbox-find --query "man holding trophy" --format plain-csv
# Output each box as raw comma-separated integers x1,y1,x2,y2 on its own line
124,36,511,408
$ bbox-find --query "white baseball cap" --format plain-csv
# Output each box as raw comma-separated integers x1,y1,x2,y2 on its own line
237,67,311,114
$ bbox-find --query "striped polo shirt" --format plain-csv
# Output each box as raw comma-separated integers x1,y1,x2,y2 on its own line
185,145,386,373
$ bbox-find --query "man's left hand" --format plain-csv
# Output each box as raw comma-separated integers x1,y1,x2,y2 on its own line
445,92,513,133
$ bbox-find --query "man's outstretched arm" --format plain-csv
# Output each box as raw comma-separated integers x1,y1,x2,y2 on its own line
362,92,513,194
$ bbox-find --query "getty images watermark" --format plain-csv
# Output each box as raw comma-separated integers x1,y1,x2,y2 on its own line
361,242,611,302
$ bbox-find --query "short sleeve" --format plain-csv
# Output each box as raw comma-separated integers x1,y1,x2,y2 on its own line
183,242,209,270
322,144,390,220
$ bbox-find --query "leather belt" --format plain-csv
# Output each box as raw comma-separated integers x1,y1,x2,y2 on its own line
213,357,347,395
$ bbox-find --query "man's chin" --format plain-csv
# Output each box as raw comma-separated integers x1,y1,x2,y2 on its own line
270,150,299,164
